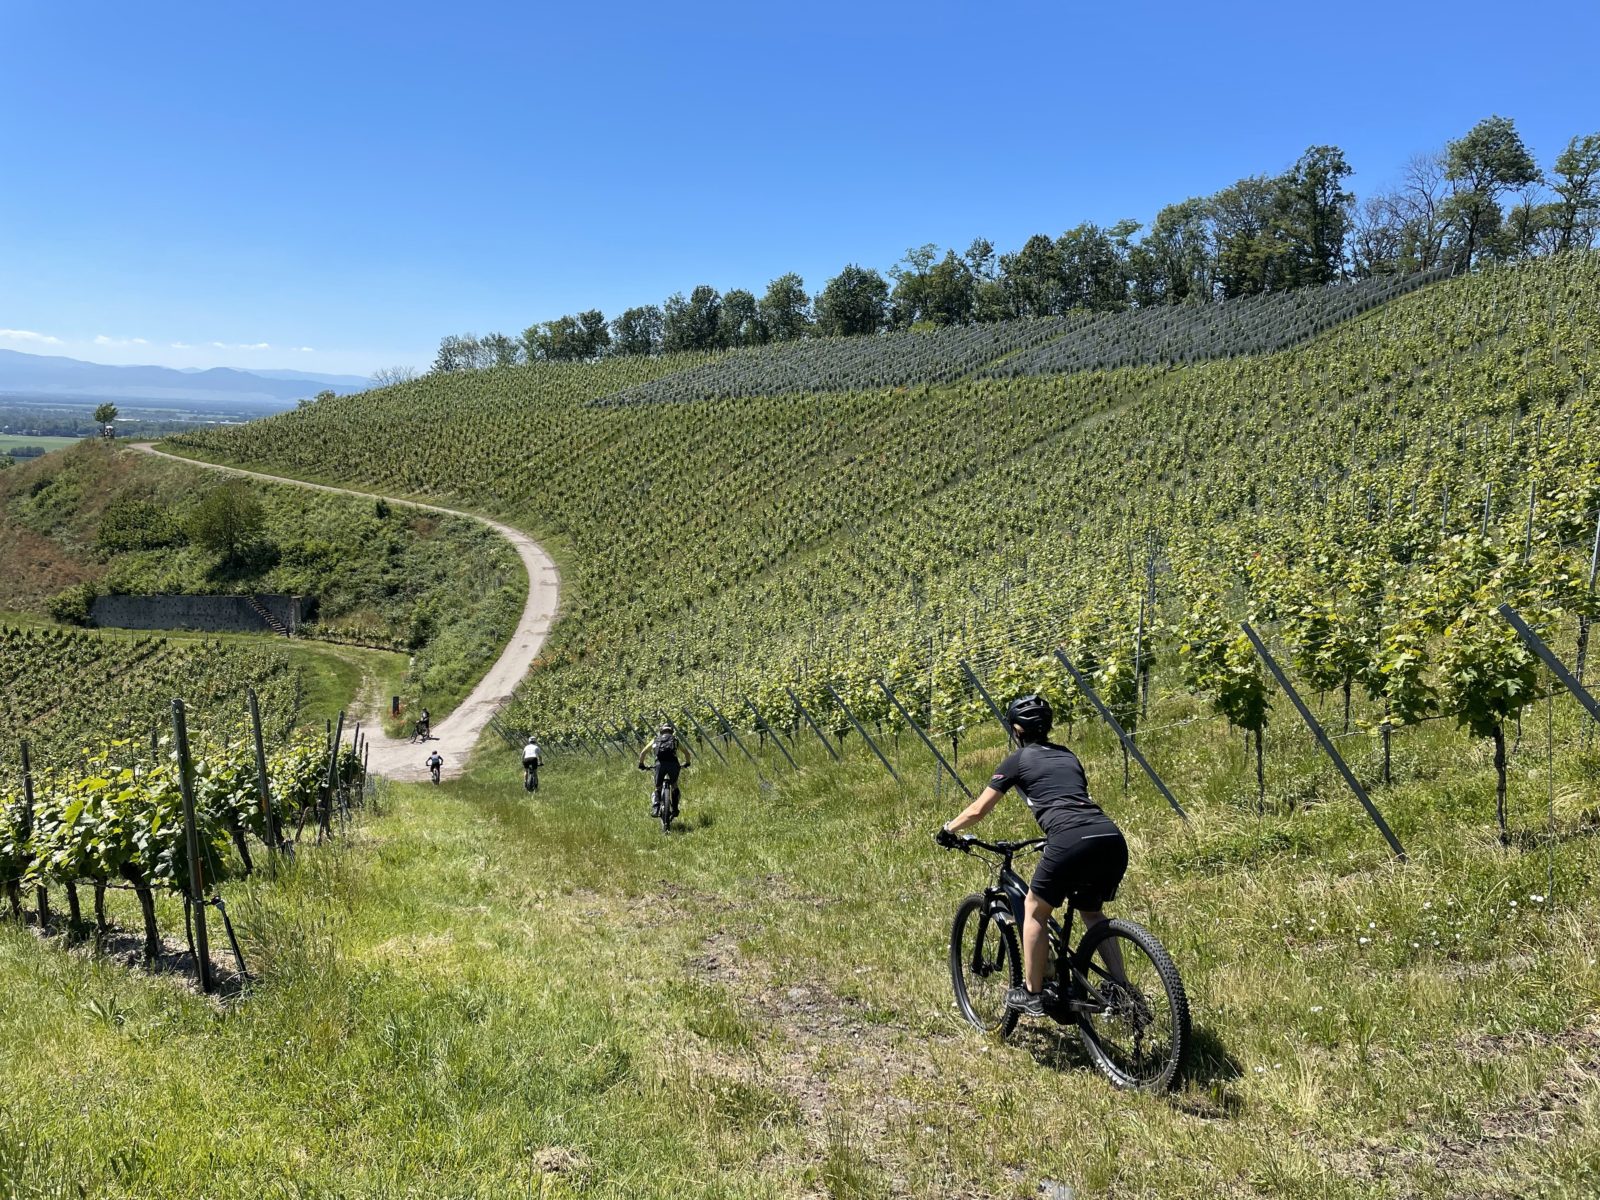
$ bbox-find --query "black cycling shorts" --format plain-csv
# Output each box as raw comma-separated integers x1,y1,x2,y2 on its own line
653,758,681,789
1029,823,1128,909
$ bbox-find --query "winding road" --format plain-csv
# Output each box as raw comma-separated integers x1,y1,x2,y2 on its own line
130,443,560,782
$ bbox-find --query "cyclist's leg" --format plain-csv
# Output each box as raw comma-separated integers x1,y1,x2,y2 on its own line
1072,831,1131,983
652,761,668,811
1077,909,1127,983
1022,891,1056,993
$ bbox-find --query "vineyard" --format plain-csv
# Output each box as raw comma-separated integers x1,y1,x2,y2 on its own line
1,622,367,986
168,255,1600,822
2,254,1598,1198
0,624,303,769
592,267,1447,406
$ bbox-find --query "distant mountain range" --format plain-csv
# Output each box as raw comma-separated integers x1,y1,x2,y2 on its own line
0,349,370,413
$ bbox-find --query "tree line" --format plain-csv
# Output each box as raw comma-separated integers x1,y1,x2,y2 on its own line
429,115,1599,374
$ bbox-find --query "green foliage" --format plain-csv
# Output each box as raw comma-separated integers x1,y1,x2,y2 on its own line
170,256,1600,778
46,582,98,625
97,496,186,553
184,482,267,561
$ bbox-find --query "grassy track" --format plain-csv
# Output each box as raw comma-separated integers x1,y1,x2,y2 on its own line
4,691,1598,1198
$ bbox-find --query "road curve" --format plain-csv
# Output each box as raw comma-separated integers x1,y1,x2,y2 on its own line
129,443,559,782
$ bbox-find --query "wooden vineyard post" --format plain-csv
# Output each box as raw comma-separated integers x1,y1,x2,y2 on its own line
1499,605,1600,726
742,697,798,771
877,678,971,798
958,660,1014,745
1239,624,1407,860
680,710,729,766
246,688,279,857
322,711,344,840
170,699,214,993
785,686,841,762
822,683,900,784
19,740,47,925
1054,650,1188,822
705,698,762,775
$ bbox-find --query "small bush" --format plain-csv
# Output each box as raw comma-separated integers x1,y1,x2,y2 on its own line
47,582,98,625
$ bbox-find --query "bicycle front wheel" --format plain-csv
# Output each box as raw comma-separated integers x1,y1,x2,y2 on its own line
949,894,1020,1038
1073,918,1190,1092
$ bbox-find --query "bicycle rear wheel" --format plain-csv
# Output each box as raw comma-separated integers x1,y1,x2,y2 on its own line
658,781,673,833
949,894,1020,1038
1073,918,1189,1092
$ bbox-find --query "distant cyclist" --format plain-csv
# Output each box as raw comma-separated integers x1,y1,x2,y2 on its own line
419,708,432,739
935,694,1128,1017
425,750,443,784
522,735,542,792
637,722,692,816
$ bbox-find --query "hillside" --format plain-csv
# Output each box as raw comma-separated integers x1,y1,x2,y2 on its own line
0,441,523,722
170,258,1599,773
4,258,1600,1198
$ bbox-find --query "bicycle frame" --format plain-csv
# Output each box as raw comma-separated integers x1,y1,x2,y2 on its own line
969,838,1117,1020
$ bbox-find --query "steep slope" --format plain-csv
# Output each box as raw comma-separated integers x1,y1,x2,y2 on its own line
170,258,1599,757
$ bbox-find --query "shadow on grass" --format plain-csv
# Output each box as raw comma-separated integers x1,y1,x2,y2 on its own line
18,913,250,1000
1012,1017,1244,1117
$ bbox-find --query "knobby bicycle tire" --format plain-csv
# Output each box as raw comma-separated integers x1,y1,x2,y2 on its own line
949,893,1021,1039
1073,917,1190,1092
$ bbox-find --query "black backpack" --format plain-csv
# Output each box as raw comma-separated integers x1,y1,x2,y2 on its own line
655,729,677,756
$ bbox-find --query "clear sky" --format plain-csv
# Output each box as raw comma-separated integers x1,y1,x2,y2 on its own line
2,0,1596,377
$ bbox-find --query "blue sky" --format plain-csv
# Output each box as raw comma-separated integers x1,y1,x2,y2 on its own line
2,0,1596,376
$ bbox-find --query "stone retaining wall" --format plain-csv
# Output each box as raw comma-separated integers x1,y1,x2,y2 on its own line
89,593,314,634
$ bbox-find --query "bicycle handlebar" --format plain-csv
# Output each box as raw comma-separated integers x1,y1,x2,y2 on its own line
951,834,1046,856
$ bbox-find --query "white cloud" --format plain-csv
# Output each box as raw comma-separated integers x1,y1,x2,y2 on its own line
296,346,315,353
0,328,64,346
94,335,149,347
170,342,193,349
206,339,273,351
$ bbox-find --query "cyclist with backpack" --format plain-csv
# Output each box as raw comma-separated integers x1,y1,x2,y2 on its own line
637,722,692,817
522,735,542,792
935,694,1128,1017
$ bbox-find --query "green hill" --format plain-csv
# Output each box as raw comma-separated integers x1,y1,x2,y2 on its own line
172,258,1598,779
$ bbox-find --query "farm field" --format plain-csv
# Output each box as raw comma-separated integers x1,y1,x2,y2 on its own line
169,257,1600,767
0,433,83,456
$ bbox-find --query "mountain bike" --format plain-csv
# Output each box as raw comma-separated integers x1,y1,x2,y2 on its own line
428,758,442,784
523,762,540,792
942,834,1190,1092
639,762,684,833
411,718,430,744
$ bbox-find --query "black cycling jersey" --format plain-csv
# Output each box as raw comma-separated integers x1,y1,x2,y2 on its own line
988,740,1108,834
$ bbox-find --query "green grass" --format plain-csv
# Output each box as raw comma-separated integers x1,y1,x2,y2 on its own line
4,687,1598,1198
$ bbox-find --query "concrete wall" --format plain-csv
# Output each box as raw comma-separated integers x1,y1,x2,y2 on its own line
89,593,314,634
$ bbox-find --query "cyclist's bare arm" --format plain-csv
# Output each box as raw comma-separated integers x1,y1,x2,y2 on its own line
943,785,1002,833
637,741,654,767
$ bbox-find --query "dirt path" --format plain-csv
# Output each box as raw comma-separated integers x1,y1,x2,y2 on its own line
128,443,559,782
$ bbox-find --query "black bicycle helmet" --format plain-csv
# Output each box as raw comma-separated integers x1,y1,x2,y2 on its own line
1005,693,1053,737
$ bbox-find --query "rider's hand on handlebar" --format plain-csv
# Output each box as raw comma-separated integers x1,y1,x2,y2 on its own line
934,826,962,850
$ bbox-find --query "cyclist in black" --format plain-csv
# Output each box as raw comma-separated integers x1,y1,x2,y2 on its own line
637,722,692,815
936,694,1127,1017
425,750,443,782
